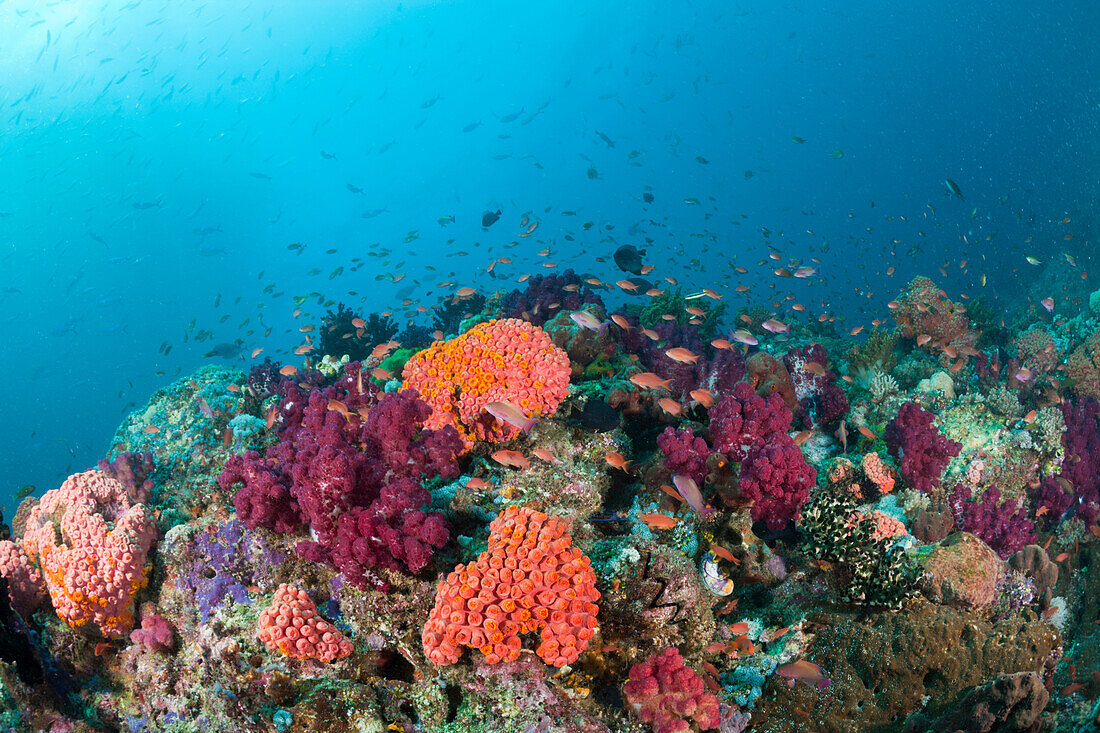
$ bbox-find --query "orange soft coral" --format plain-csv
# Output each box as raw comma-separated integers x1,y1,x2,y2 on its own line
403,319,570,446
422,505,600,667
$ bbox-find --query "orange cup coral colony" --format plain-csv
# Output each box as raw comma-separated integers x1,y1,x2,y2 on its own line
422,505,600,667
402,318,570,446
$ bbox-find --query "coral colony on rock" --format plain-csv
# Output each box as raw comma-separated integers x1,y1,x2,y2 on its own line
5,266,1100,733
3,4,1100,733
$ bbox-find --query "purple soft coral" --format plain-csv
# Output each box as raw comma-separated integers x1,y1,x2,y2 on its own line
739,437,816,531
950,485,1035,559
885,402,961,494
657,427,712,485
219,362,459,592
709,382,792,462
500,268,604,326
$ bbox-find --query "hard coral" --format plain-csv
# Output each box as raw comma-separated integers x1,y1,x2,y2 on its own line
891,276,977,353
622,647,721,733
403,318,571,446
744,351,796,410
422,505,600,668
1065,329,1100,401
257,583,353,663
885,402,961,494
21,470,156,638
0,540,45,616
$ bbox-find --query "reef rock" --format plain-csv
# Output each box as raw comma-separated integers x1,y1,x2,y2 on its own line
901,671,1048,733
749,598,1060,732
921,532,1005,611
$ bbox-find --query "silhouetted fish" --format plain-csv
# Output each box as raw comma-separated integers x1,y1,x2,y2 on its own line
570,398,620,432
481,209,501,228
613,245,646,276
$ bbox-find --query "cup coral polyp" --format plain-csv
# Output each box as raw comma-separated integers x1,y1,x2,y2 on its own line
20,470,156,638
422,505,600,667
402,318,571,446
257,583,353,663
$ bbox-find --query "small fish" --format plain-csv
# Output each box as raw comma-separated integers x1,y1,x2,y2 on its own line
1026,256,1041,266
570,311,608,334
491,450,530,470
711,338,732,350
1060,683,1085,696
793,430,813,446
775,660,832,691
465,478,490,490
371,368,392,381
657,398,682,416
730,329,758,346
1041,297,1054,313
673,474,714,516
793,266,818,278
455,287,477,298
916,334,933,346
944,178,964,200
637,513,678,530
761,318,789,334
690,389,715,407
481,209,502,228
279,365,298,376
532,448,557,463
665,347,700,364
611,314,632,331
605,452,631,471
484,401,539,434
629,372,672,391
857,425,875,440
1024,409,1038,423
615,280,640,292
1015,368,1033,382
803,362,826,378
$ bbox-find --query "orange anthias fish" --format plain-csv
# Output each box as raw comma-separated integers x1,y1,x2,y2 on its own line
657,398,682,416
665,347,700,364
491,450,530,470
605,452,631,471
690,389,715,407
637,513,678,530
629,372,673,391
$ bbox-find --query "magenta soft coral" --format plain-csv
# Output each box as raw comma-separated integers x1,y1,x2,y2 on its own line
709,382,791,462
657,427,712,485
218,365,460,591
739,438,816,531
623,647,721,733
885,401,961,494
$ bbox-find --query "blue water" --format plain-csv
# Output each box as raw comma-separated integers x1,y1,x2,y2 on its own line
1,0,1096,510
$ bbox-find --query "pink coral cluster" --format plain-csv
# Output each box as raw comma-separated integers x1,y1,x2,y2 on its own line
622,647,721,733
20,470,156,638
861,452,895,494
422,505,600,668
847,511,907,542
129,609,174,652
709,382,791,463
0,540,45,617
403,318,571,446
257,583,353,663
